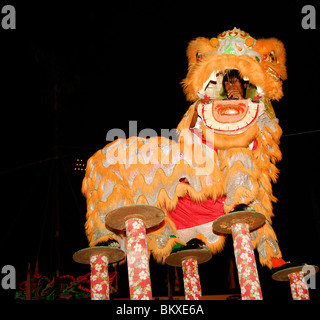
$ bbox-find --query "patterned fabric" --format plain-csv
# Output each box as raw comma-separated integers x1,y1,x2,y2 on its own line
231,223,263,300
288,271,310,300
90,255,110,300
126,218,152,300
182,258,202,300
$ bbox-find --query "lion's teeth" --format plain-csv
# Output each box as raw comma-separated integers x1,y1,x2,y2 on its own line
221,109,239,115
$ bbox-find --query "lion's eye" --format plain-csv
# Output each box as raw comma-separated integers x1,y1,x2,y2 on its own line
263,51,276,63
269,51,276,62
196,52,203,62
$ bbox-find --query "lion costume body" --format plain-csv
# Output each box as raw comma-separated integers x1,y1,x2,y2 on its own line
82,28,287,269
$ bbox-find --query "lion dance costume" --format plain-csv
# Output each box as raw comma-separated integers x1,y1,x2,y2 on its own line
77,28,316,300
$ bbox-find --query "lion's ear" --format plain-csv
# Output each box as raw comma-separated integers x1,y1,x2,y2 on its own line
253,38,287,80
186,37,217,66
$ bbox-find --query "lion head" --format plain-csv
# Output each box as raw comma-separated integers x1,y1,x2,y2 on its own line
178,28,287,149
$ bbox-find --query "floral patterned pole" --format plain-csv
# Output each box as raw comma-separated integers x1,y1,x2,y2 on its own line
181,258,202,300
125,218,152,300
288,271,310,300
90,255,110,300
231,223,263,300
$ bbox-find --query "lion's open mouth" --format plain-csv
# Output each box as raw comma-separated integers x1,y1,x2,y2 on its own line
199,99,261,134
213,100,247,123
197,68,263,101
197,69,265,134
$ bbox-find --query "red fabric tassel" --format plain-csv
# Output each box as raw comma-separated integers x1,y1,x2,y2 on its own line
271,257,286,268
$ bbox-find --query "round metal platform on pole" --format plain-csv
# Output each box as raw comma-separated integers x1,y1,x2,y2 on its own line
73,246,125,265
165,248,212,267
105,204,165,231
212,209,266,234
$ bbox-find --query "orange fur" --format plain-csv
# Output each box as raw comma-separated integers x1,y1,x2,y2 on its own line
182,36,286,101
186,37,217,65
253,38,287,80
204,124,258,150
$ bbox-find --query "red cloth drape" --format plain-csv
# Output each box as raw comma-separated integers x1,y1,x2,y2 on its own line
168,194,226,230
